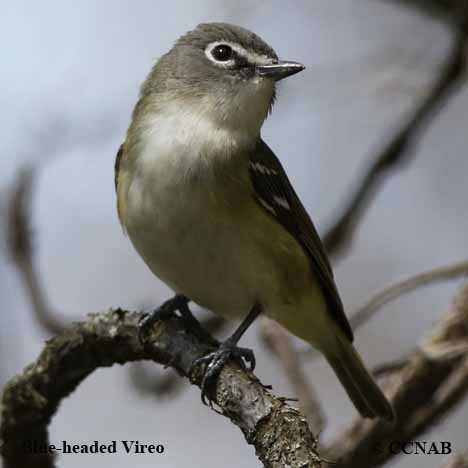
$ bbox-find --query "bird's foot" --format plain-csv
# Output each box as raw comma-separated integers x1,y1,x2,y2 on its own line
138,295,191,343
190,339,256,406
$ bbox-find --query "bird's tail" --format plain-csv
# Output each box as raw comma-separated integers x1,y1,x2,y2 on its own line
323,330,394,421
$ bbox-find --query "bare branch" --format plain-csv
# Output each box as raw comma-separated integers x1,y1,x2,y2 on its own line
0,309,321,468
326,282,468,468
322,10,467,260
371,359,408,378
7,167,70,334
302,259,468,361
350,259,468,331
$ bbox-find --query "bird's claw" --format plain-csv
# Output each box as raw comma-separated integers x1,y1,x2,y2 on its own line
190,341,256,406
138,295,189,343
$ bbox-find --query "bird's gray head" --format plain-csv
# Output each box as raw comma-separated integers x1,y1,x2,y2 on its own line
139,23,304,140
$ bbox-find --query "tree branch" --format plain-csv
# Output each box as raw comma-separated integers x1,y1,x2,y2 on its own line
7,167,70,334
349,259,468,331
0,309,321,468
322,8,467,260
303,259,468,358
326,282,468,468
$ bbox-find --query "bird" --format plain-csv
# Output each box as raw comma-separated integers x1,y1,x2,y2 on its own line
115,22,394,421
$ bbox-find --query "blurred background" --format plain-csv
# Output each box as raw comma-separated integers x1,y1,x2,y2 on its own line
1,0,467,467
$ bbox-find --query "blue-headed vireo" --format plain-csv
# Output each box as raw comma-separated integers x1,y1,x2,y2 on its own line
115,22,394,421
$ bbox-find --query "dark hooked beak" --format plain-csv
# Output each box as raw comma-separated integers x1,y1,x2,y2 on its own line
256,61,305,81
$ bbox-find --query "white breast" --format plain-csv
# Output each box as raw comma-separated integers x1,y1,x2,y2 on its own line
122,104,319,326
124,107,258,317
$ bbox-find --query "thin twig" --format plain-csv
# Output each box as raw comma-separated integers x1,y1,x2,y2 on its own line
7,167,69,334
350,259,468,331
302,259,468,359
372,358,408,378
322,8,467,260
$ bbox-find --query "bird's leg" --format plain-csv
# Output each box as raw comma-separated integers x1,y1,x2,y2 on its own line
177,299,218,344
190,303,262,406
138,294,194,342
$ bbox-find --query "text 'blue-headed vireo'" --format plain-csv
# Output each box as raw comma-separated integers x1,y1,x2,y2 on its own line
115,22,394,421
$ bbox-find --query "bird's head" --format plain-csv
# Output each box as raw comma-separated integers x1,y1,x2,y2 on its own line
139,23,305,139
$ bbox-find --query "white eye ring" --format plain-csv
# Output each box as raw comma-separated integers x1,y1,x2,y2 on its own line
205,41,275,69
205,42,236,67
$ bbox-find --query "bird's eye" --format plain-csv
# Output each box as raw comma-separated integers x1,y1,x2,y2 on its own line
211,44,233,62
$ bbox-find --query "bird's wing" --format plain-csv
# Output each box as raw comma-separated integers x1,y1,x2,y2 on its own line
115,144,125,193
249,140,353,341
115,143,126,225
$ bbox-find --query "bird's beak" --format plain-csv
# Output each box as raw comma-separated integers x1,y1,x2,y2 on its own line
256,61,305,81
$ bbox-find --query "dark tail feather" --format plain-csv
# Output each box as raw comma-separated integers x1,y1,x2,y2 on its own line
325,332,394,421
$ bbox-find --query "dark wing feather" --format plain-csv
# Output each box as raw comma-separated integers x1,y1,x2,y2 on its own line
249,140,353,342
114,144,124,192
